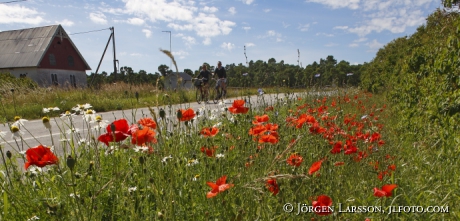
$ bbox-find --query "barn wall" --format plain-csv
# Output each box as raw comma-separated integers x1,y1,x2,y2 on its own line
3,67,87,87
38,36,88,71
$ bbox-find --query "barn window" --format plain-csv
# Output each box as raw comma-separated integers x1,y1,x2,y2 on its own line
51,74,58,86
68,56,74,67
70,75,77,87
49,54,56,66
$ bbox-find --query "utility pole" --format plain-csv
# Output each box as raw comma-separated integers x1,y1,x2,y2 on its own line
162,31,171,71
111,27,117,79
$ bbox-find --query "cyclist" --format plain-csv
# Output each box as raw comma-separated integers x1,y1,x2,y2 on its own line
214,61,227,98
197,63,212,99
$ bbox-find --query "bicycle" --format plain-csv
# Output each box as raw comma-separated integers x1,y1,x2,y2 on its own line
212,78,227,104
193,78,213,104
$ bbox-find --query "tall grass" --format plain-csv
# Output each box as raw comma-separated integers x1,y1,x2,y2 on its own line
0,87,457,220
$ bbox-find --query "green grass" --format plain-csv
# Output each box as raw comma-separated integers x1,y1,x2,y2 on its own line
0,86,458,220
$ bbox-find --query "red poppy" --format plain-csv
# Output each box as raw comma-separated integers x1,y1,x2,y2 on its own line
334,162,344,166
330,141,342,154
131,127,157,145
98,119,131,146
24,145,59,169
178,108,196,121
258,132,279,144
296,114,316,128
252,114,269,125
373,184,397,197
200,127,219,137
201,146,218,157
312,195,333,216
265,123,279,131
309,159,323,175
138,117,157,129
249,125,267,136
206,175,234,198
266,178,279,196
228,100,249,114
265,106,274,111
388,164,396,171
287,154,303,167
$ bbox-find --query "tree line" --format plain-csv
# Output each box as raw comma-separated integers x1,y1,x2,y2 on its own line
88,56,363,89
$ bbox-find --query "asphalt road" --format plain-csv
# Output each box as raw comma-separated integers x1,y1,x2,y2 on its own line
0,90,335,160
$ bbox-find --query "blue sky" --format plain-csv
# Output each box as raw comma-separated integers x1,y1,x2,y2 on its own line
0,0,441,75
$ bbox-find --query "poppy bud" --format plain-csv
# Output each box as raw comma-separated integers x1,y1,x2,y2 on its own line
176,110,182,120
6,150,12,159
139,156,145,165
110,123,116,133
159,108,166,119
67,155,76,170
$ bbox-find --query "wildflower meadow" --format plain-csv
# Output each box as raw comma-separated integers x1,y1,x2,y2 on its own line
0,88,457,220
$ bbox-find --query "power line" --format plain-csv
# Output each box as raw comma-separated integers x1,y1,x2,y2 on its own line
69,28,111,35
0,0,27,4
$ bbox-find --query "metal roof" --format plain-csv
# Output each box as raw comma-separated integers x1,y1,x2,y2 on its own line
0,25,91,70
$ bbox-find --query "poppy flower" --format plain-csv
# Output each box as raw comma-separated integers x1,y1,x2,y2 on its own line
373,184,397,197
265,123,279,131
312,195,333,216
131,127,157,145
200,127,219,137
228,100,249,114
308,159,323,175
206,175,234,198
287,154,303,167
24,145,59,169
98,119,131,146
296,114,316,128
265,106,274,111
266,178,279,196
249,125,267,136
178,108,196,121
388,164,396,171
201,146,218,157
138,117,157,129
252,114,269,125
258,132,279,144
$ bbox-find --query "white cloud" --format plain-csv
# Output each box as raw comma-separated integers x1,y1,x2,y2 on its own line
349,43,359,47
127,17,145,25
282,22,290,28
245,43,255,47
316,32,334,37
366,39,383,50
259,30,283,42
309,0,435,37
202,6,218,13
229,7,236,15
298,23,310,32
123,1,235,40
142,29,152,38
264,9,271,13
334,26,348,30
203,37,212,45
267,30,276,36
130,53,143,57
0,4,45,25
181,35,196,46
89,12,107,25
306,0,360,10
242,0,255,5
173,50,189,59
57,19,74,27
221,42,235,51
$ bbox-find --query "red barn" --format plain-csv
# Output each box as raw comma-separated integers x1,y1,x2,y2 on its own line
0,25,91,87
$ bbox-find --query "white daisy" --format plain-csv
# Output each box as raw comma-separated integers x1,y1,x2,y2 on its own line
161,155,173,163
128,186,137,193
216,153,225,159
66,127,80,135
186,158,199,166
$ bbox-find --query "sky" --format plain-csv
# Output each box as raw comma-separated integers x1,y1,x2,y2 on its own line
0,0,442,75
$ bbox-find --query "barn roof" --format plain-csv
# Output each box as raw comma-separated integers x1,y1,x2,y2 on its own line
0,24,91,70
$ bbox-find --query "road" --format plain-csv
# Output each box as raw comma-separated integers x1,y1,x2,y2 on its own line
0,90,336,159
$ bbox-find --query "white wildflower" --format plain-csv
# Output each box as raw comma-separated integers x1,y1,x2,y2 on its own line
361,115,368,120
60,111,76,119
216,153,225,159
43,107,60,113
83,109,97,122
69,193,80,198
13,116,28,127
186,159,199,166
27,215,40,221
192,174,200,181
66,127,80,135
161,155,173,163
133,145,149,153
10,125,23,139
128,187,137,193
